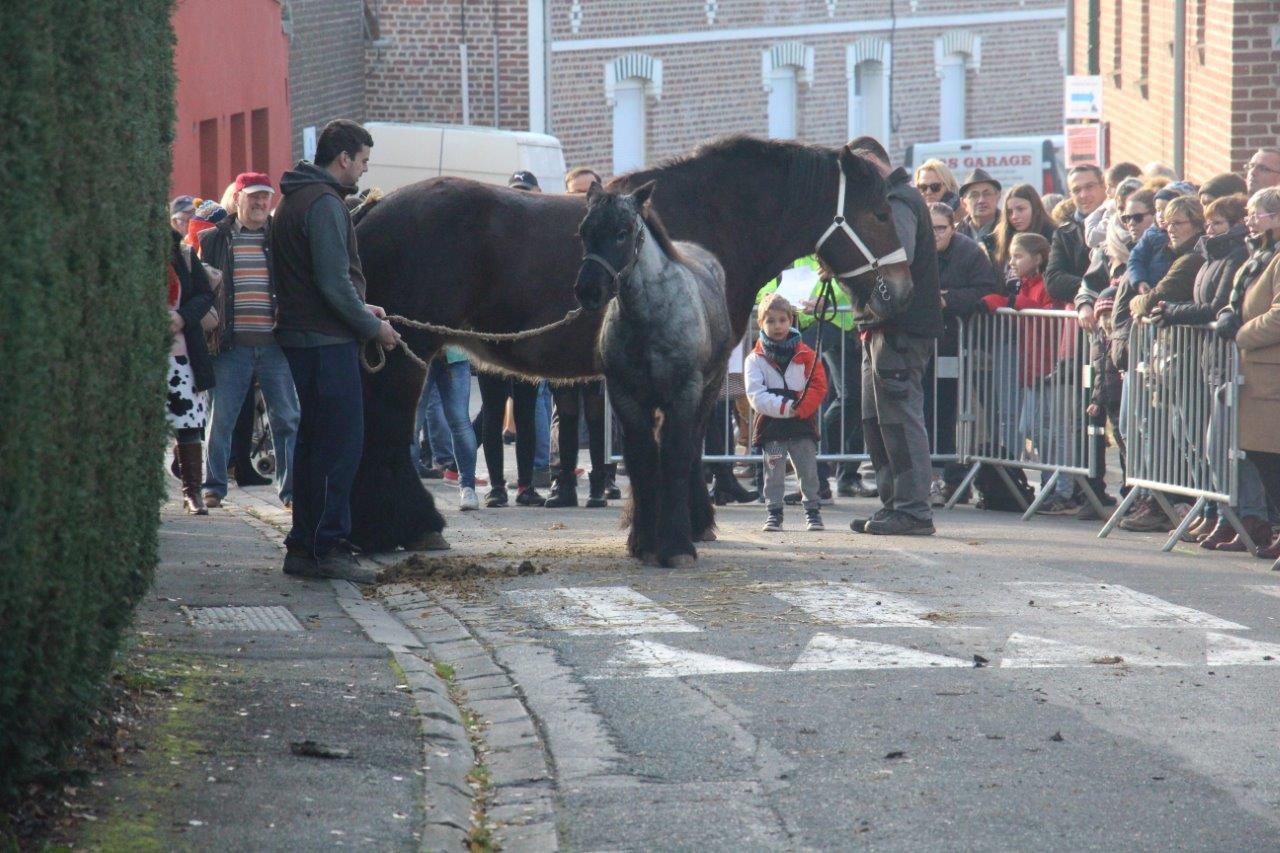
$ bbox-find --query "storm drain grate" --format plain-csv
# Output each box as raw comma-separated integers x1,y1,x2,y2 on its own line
185,606,305,632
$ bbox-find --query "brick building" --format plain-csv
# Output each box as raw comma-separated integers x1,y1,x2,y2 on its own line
1068,0,1280,181
283,0,369,161
363,1,1068,179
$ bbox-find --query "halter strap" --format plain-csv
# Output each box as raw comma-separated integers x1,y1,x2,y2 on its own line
813,168,909,280
579,219,646,292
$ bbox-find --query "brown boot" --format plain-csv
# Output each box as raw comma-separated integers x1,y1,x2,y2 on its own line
176,442,208,515
1199,518,1235,550
1186,514,1216,540
1215,516,1271,553
1256,530,1280,560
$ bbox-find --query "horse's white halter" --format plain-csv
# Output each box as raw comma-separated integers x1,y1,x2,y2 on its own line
813,168,909,280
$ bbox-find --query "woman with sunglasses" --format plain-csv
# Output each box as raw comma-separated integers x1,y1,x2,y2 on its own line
913,159,960,209
1214,187,1280,567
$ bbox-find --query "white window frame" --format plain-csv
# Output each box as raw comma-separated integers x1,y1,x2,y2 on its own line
933,32,981,143
767,66,798,139
611,79,646,174
847,58,889,143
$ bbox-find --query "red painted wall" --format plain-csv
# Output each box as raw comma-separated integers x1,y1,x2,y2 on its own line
170,0,292,203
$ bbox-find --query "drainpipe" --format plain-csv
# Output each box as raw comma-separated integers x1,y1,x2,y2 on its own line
1065,0,1075,75
1173,0,1186,176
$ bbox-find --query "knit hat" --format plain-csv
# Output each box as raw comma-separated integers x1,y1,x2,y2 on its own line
1094,285,1117,316
1155,181,1196,202
169,195,195,217
192,199,228,223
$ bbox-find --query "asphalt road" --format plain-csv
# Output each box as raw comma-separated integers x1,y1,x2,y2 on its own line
406,473,1280,852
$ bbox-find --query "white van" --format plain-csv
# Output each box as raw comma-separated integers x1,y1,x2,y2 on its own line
361,122,568,194
904,135,1065,195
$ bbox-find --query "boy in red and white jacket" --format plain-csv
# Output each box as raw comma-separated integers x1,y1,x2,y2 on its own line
745,293,829,532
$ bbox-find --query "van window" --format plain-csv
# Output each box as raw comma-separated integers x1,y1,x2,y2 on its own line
612,80,646,174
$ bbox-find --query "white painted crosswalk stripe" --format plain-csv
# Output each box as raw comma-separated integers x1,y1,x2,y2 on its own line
504,587,700,635
1007,582,1248,631
591,640,778,679
770,582,942,628
790,634,969,671
1205,632,1280,666
999,632,1164,669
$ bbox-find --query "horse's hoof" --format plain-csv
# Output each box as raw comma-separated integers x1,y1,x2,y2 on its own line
639,552,662,567
696,529,717,543
404,531,450,552
665,553,697,569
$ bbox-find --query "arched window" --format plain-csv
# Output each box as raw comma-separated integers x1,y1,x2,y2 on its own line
933,31,981,142
762,42,813,140
846,38,891,143
605,53,662,174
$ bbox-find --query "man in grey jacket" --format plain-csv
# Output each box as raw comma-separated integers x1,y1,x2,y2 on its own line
270,119,399,582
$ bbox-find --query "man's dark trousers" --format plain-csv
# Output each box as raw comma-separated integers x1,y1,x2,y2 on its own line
282,342,363,556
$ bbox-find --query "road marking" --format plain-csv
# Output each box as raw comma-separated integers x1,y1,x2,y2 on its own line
591,640,777,679
1205,632,1280,666
1247,585,1280,601
504,587,700,635
999,632,1163,669
770,582,941,628
1007,582,1248,630
885,547,940,568
790,633,969,671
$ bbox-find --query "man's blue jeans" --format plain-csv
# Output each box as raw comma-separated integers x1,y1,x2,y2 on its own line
281,342,364,557
534,381,552,470
413,383,454,471
413,360,478,488
203,344,299,503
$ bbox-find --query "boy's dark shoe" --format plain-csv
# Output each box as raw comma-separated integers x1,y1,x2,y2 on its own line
586,472,609,508
865,511,935,536
805,508,825,531
850,507,893,533
516,486,545,506
484,486,509,508
762,508,783,532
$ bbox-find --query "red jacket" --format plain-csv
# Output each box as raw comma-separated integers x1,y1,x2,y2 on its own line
744,337,828,443
982,273,1071,386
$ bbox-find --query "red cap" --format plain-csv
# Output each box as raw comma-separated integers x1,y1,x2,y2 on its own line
234,171,274,195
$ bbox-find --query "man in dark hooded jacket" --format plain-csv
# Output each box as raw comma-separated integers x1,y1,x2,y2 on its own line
270,119,399,582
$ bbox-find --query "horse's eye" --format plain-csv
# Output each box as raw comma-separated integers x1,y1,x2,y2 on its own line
875,212,890,223
616,229,628,242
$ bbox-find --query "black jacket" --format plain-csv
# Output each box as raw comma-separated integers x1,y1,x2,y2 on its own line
856,167,943,338
936,232,1000,355
171,232,216,392
1161,224,1249,326
1046,218,1090,303
197,214,275,350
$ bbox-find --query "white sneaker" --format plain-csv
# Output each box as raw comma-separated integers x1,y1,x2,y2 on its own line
459,487,479,511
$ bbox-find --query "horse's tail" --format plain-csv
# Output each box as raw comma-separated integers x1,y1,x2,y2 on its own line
350,188,385,226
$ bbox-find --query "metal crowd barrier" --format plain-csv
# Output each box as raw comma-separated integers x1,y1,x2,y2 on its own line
603,308,959,467
1097,320,1251,552
949,307,1105,520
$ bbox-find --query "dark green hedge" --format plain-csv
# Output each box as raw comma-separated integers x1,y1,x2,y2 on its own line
0,1,175,795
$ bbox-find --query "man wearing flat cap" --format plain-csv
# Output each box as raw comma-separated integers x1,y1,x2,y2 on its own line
955,168,1002,243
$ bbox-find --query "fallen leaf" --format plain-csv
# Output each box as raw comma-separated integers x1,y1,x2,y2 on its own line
1049,731,1065,742
884,750,906,760
972,654,989,668
1091,655,1123,665
289,740,351,759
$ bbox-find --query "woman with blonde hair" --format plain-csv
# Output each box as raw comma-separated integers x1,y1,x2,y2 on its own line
914,158,960,208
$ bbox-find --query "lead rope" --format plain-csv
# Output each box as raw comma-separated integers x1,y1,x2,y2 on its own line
359,307,586,374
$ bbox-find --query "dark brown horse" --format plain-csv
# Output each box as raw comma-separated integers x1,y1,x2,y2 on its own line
350,137,910,552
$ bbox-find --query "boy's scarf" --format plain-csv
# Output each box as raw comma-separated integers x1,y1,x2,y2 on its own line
759,328,801,372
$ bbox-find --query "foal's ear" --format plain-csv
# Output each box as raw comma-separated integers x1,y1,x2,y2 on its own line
630,180,657,211
586,181,605,204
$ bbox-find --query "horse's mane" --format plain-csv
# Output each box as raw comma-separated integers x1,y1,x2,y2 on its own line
611,133,886,218
640,204,684,264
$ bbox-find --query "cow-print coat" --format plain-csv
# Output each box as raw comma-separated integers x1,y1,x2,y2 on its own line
170,231,215,392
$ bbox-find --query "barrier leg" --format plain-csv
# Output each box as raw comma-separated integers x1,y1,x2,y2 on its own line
1073,473,1107,519
1218,505,1259,556
944,462,981,511
1020,468,1061,521
1098,488,1139,539
1162,495,1207,553
1150,491,1184,529
993,465,1031,513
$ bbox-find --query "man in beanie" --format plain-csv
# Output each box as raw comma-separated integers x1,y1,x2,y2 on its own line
197,172,300,515
271,119,400,582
